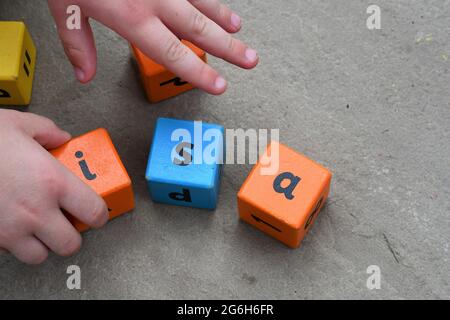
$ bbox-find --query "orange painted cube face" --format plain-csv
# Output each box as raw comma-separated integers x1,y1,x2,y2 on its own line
130,40,207,103
238,142,332,248
50,128,135,232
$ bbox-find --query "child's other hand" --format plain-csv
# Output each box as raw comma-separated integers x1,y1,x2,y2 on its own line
0,110,109,264
47,0,259,95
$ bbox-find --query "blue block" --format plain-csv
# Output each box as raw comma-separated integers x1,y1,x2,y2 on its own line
145,118,224,210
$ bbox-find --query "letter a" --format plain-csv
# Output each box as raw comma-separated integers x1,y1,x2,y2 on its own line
66,265,81,290
366,5,381,30
66,5,81,30
366,265,381,290
273,172,301,200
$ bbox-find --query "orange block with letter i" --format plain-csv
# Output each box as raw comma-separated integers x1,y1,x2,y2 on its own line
130,40,207,103
50,128,135,232
238,142,332,248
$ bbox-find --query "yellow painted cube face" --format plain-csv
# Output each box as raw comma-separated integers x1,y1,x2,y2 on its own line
0,21,36,105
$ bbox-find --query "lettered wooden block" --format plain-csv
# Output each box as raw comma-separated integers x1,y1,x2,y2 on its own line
130,41,207,103
0,21,36,105
146,118,223,209
51,128,135,232
237,142,332,248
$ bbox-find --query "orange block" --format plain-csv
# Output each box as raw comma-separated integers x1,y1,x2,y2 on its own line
50,128,135,232
130,41,207,103
237,142,332,248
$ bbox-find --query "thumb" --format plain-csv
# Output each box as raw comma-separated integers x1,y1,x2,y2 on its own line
48,0,97,83
19,113,71,149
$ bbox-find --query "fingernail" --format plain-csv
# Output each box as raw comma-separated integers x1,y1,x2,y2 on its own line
74,67,85,81
231,13,241,29
214,77,227,90
245,48,258,63
62,130,72,140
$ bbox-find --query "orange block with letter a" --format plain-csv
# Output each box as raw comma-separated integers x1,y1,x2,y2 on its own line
50,128,135,232
237,142,332,248
130,40,207,103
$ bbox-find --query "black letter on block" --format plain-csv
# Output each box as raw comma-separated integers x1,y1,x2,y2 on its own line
173,142,194,166
0,89,11,98
273,172,301,200
160,77,188,87
169,189,192,202
23,50,32,77
75,151,97,181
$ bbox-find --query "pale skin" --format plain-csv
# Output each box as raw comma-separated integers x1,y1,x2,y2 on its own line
0,0,258,264
47,0,259,92
0,110,109,264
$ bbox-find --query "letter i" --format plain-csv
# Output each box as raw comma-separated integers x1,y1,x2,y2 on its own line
75,151,97,181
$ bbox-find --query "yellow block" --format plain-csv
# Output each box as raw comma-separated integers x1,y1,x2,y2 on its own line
0,21,36,105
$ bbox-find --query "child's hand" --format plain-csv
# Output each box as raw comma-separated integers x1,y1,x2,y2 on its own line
0,110,109,264
47,0,259,94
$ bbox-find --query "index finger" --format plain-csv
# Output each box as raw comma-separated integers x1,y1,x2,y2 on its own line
128,19,228,94
157,0,259,69
79,0,227,94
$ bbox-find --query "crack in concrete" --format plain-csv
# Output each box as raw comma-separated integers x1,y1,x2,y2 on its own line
383,233,400,264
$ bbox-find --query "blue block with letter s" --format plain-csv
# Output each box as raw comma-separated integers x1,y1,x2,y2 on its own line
145,118,224,210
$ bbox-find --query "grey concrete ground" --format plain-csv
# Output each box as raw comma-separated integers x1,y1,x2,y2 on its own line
0,0,449,299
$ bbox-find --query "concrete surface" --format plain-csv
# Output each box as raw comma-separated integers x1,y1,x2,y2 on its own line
0,0,449,300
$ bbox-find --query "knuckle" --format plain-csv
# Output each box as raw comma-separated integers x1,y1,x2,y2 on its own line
40,168,64,197
87,198,108,227
27,113,58,133
16,196,43,221
59,235,82,257
165,40,188,63
226,35,236,52
198,62,209,80
25,250,48,265
218,3,226,20
192,12,208,36
123,0,145,14
22,209,41,229
62,40,84,58
0,109,18,119
0,110,22,128
39,116,57,131
121,0,149,27
189,0,204,8
0,230,14,248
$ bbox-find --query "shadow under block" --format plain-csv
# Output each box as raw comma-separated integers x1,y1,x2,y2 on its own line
0,21,36,105
130,41,207,103
50,128,135,232
146,118,224,210
237,142,332,248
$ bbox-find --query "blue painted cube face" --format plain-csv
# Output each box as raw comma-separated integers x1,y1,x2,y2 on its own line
146,118,224,209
